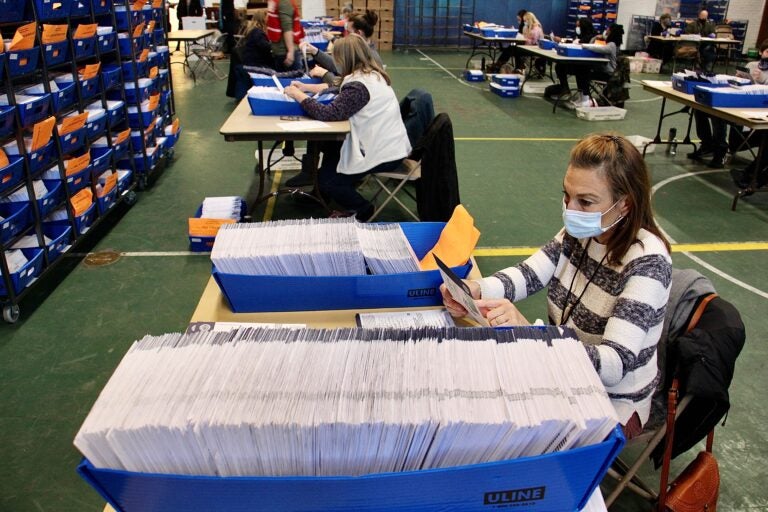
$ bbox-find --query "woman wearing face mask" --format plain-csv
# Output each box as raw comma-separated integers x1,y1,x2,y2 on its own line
647,13,673,63
441,133,672,439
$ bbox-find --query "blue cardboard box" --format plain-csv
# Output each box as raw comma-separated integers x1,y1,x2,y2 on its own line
464,69,484,82
694,86,768,108
212,222,474,312
76,427,624,512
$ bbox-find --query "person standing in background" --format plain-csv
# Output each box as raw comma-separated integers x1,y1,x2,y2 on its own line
220,0,240,54
266,0,303,71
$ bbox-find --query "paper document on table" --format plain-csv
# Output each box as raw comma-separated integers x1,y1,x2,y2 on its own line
355,309,455,328
185,321,305,334
434,255,488,326
277,121,331,131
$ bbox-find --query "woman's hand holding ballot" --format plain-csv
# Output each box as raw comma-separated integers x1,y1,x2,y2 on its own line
441,282,531,327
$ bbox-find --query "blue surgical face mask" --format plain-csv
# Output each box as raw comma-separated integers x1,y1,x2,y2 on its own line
759,57,768,71
575,26,581,36
562,199,624,239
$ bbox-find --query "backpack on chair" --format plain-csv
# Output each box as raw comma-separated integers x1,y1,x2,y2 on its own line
596,55,631,107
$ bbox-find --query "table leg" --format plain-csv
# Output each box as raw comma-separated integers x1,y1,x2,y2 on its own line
645,97,696,157
732,134,767,210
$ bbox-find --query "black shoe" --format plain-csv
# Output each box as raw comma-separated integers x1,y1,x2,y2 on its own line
730,168,750,189
284,171,313,187
687,147,712,161
706,154,727,169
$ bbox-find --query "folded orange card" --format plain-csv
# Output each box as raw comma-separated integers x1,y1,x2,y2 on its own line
58,112,87,136
70,188,93,216
99,172,117,196
42,24,68,44
188,218,237,237
419,204,480,270
74,23,97,39
64,152,90,176
31,116,56,151
114,128,131,145
10,22,37,51
0,148,8,169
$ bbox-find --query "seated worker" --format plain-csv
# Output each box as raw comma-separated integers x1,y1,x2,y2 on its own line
556,24,624,109
441,133,672,439
226,9,274,100
547,17,598,96
284,36,411,221
490,9,527,73
301,10,384,85
682,9,717,72
266,0,303,71
521,11,547,75
646,13,674,64
730,39,768,189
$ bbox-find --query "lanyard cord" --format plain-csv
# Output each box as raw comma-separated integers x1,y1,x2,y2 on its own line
560,239,608,325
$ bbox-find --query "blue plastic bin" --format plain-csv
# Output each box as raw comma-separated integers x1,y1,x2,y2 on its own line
117,168,133,193
114,8,140,31
0,248,44,297
127,107,157,129
15,94,51,128
247,93,334,116
45,81,76,113
139,5,152,23
77,428,624,512
58,126,87,155
0,0,26,22
86,112,108,141
43,225,73,262
91,0,112,15
249,75,322,88
110,78,153,105
121,147,158,173
107,101,126,127
538,39,557,50
130,127,154,152
694,86,768,108
0,156,24,194
117,33,142,57
43,40,69,67
110,136,131,161
91,146,113,174
490,82,520,98
0,53,5,81
152,7,163,23
157,68,169,88
29,0,73,20
8,48,40,78
121,60,148,81
64,163,92,193
96,184,117,214
98,31,117,54
0,202,33,243
37,180,65,217
463,70,484,82
152,28,166,47
556,45,601,58
78,76,100,101
101,64,122,91
147,52,160,70
189,199,246,252
69,0,90,16
27,139,57,176
0,105,15,139
73,36,97,59
492,74,521,87
46,201,95,235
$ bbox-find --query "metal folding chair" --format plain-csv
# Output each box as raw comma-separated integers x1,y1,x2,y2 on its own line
365,158,421,221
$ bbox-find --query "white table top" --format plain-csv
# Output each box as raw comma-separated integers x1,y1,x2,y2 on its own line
518,44,610,64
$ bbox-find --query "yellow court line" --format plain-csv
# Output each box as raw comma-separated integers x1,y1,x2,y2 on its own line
455,137,581,142
262,170,282,222
474,242,768,257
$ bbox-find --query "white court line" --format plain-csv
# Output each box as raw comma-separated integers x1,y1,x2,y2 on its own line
415,49,485,90
66,251,208,257
653,170,768,299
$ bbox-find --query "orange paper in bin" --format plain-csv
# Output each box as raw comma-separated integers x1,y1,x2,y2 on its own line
419,204,480,270
74,23,97,39
71,188,93,216
10,23,36,51
42,24,68,44
99,172,117,197
32,116,56,151
188,218,236,237
115,128,131,145
0,148,8,168
58,112,88,135
65,152,90,176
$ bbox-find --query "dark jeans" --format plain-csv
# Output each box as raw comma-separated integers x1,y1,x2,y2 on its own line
316,141,404,214
495,45,525,70
694,110,728,156
557,63,610,95
273,50,302,72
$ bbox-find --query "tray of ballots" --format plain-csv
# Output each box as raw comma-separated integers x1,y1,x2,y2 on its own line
556,43,602,58
489,81,520,98
464,69,484,82
672,72,751,95
210,219,474,312
694,84,768,108
248,73,323,88
247,87,335,116
74,325,625,512
188,196,246,252
0,247,44,296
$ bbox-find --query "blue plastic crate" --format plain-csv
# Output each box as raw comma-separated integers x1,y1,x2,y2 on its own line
43,224,73,262
247,94,333,116
110,136,131,161
127,107,157,129
538,39,557,50
130,127,154,152
43,40,69,67
152,28,166,46
490,82,520,98
8,48,40,78
58,126,87,155
139,5,152,23
77,427,624,512
214,222,473,312
492,74,521,87
0,0,26,21
156,47,170,67
188,199,246,252
91,146,113,174
26,139,57,176
0,156,24,194
37,180,64,217
114,7,141,31
117,168,133,193
0,53,5,81
98,31,117,53
15,94,51,128
64,162,92,193
78,77,100,101
157,68,169,88
0,105,15,139
86,112,108,141
69,0,90,16
91,0,112,15
0,202,32,243
96,182,118,214
73,36,97,59
117,33,143,57
107,101,126,128
152,6,163,22
693,86,768,108
556,45,602,58
463,70,484,82
147,52,160,70
29,0,73,20
249,75,323,88
119,147,158,173
121,60,148,81
110,78,153,105
0,248,44,297
101,64,122,91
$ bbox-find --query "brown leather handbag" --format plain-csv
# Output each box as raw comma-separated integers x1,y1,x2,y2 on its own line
663,432,720,511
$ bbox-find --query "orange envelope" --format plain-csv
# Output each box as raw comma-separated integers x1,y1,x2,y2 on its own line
64,152,90,176
99,172,117,197
170,118,180,135
10,22,37,51
147,92,160,111
70,188,93,216
152,0,162,7
114,128,131,145
58,112,87,136
31,116,56,151
79,62,101,80
148,65,158,78
0,148,8,169
419,204,481,270
132,0,147,9
147,20,156,33
73,23,97,39
42,24,68,44
188,218,236,237
138,48,149,62
132,22,146,38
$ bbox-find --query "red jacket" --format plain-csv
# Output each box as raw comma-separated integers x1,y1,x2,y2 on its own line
266,0,304,44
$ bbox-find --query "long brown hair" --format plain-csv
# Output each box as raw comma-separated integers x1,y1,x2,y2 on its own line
333,35,391,85
569,133,670,265
247,8,267,33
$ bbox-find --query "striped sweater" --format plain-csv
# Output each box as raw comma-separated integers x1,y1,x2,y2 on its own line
477,229,672,426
